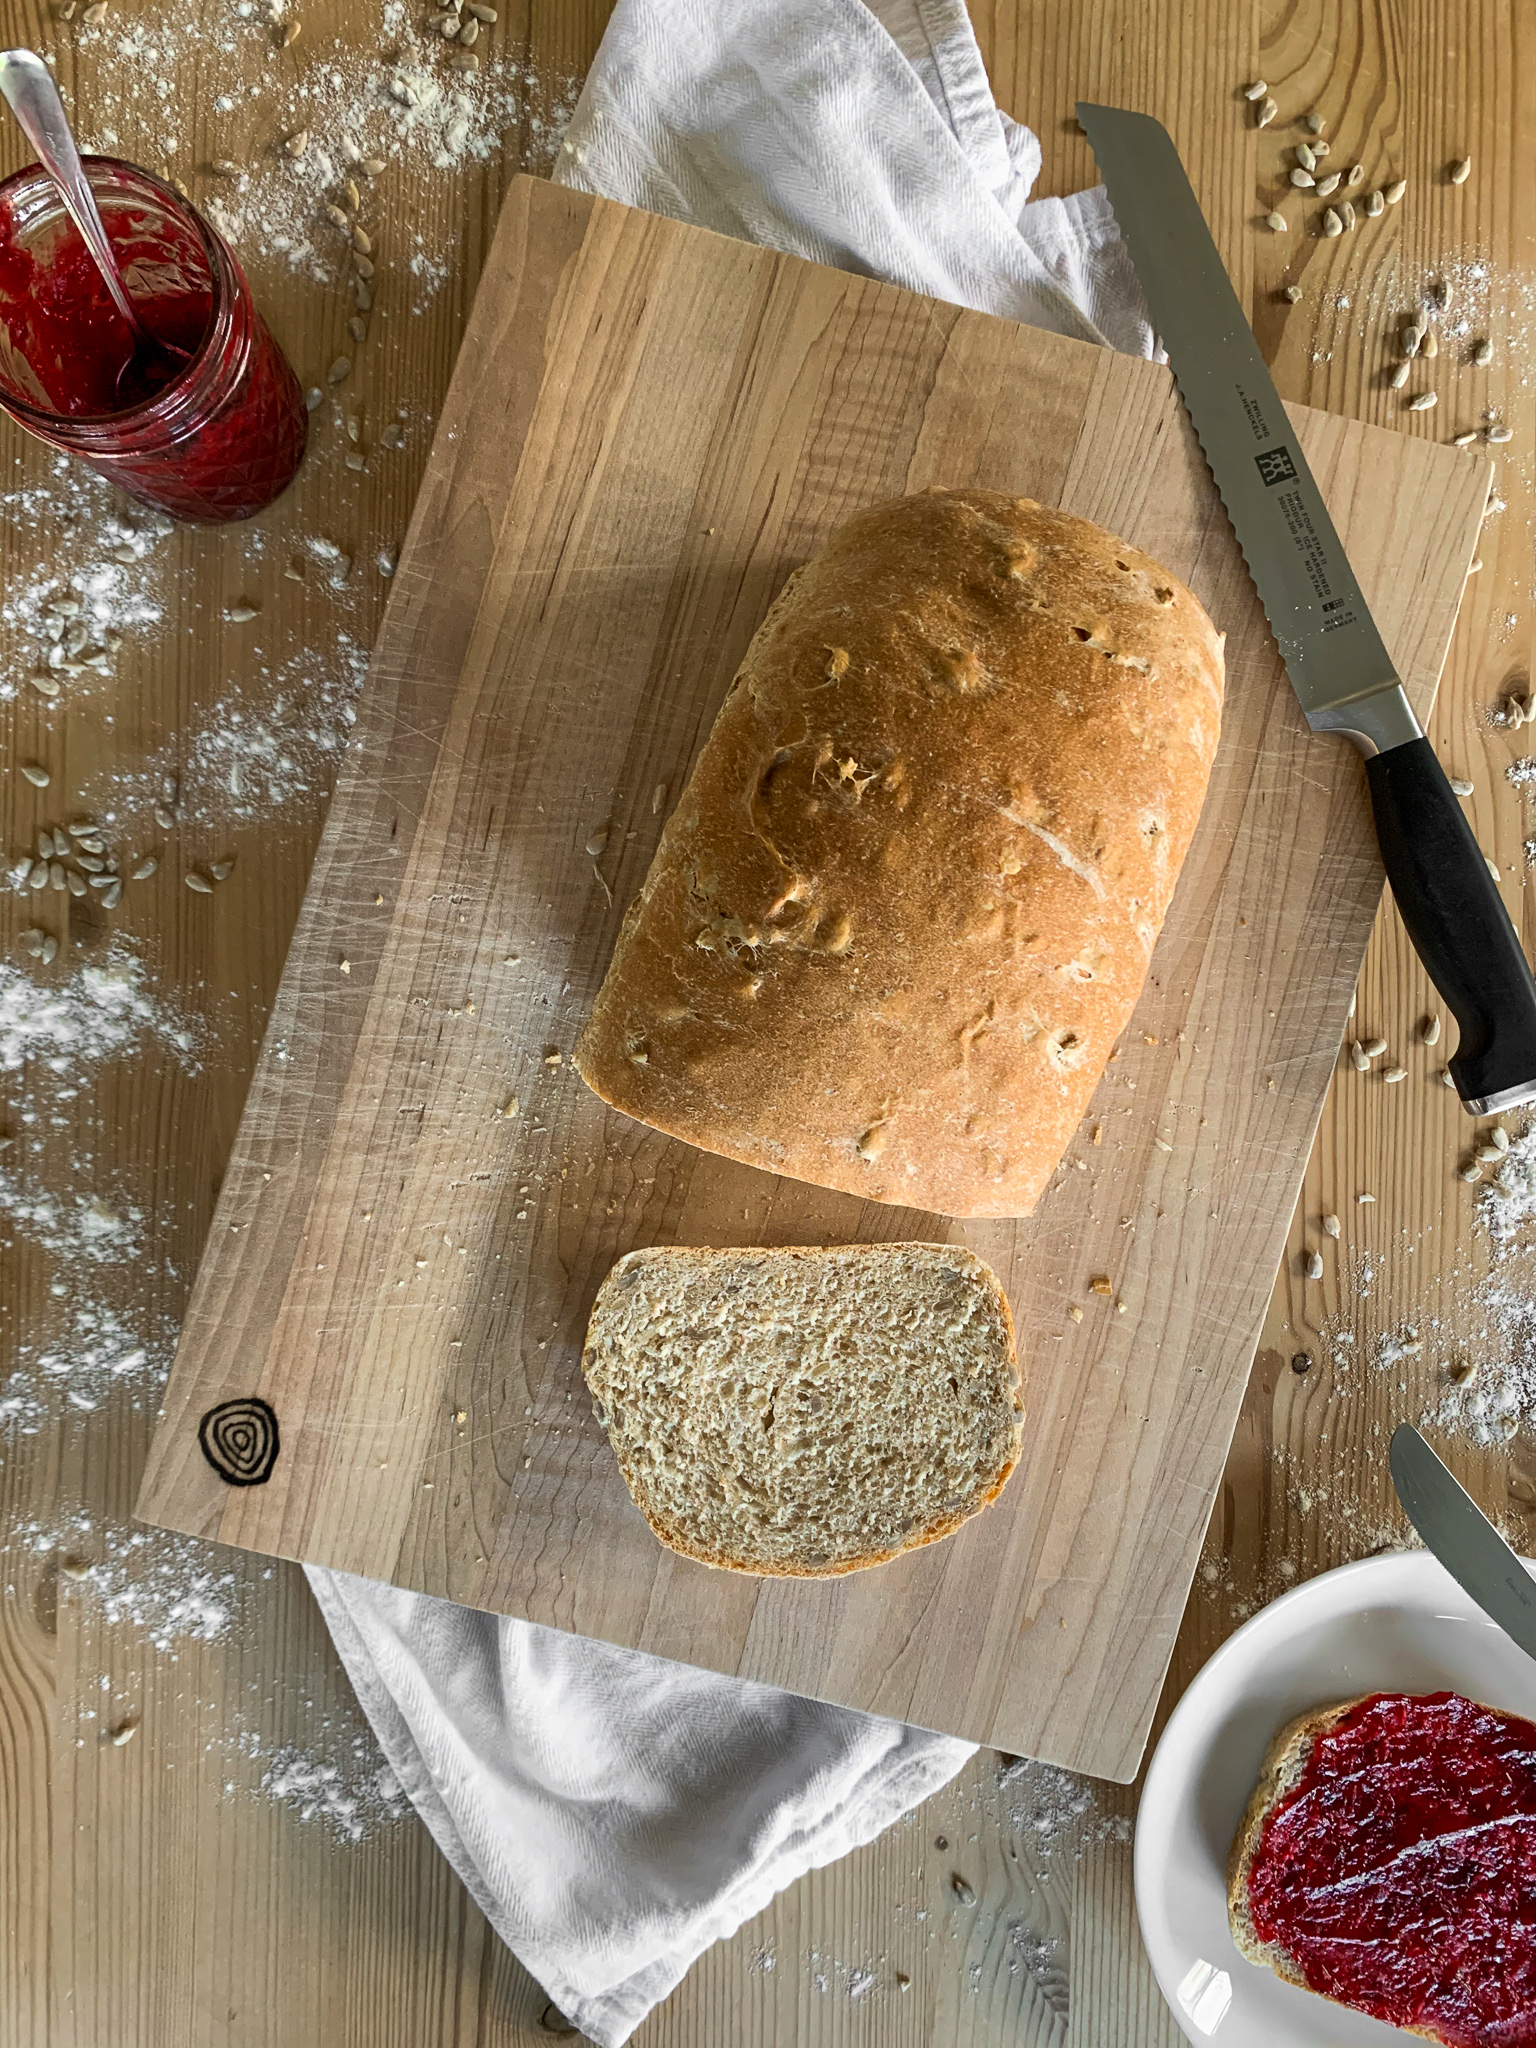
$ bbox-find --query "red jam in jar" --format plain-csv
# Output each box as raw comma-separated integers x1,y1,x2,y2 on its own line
0,157,306,522
1244,1691,1536,2046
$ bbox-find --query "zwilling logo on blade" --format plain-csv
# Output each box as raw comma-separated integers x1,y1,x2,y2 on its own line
1256,446,1299,487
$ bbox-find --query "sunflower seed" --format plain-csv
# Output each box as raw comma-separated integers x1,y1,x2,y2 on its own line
1388,363,1412,394
1305,1250,1324,1279
1422,328,1439,358
1487,855,1502,881
1290,167,1315,189
1452,430,1478,447
30,674,61,699
1488,424,1514,443
1339,200,1356,230
348,315,367,343
1383,1065,1407,1083
1316,172,1341,197
65,870,85,897
20,926,44,956
1243,79,1268,99
457,16,478,40
1402,322,1423,357
344,414,360,445
1477,1141,1505,1163
380,422,404,448
1385,178,1407,203
1265,211,1288,232
279,17,300,44
1493,1125,1511,1153
351,225,372,256
1459,1161,1484,1182
27,862,47,891
345,452,366,471
354,278,372,311
1450,776,1474,795
389,76,417,106
99,878,121,909
49,861,67,891
1407,391,1438,411
1321,207,1343,236
1362,1037,1388,1060
1359,1192,1376,1203
325,201,350,229
327,357,352,384
376,548,398,576
305,385,323,410
211,159,240,178
439,12,459,32
185,872,214,894
108,1715,139,1745
209,857,235,882
467,2,496,17
1256,96,1277,128
1365,189,1385,217
352,252,375,279
448,48,478,69
1347,163,1364,186
81,0,107,19
1305,111,1325,133
1296,143,1316,172
1313,139,1330,158
131,856,157,880
1468,557,1484,573
1282,284,1303,302
951,1873,976,1906
1350,1040,1372,1070
361,157,388,176
1449,156,1472,184
153,803,177,830
283,130,309,158
1420,1013,1442,1045
226,601,259,622
19,761,50,787
1472,338,1494,367
1323,1213,1341,1238
1448,1358,1478,1384
39,933,58,963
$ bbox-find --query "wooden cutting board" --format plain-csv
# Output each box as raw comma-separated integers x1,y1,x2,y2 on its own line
136,175,1488,1779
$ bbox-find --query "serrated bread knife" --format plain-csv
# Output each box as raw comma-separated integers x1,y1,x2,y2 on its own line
1390,1424,1536,1669
1078,103,1536,1117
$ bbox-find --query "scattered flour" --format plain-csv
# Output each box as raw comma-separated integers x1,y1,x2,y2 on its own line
997,1756,1131,1861
22,1516,245,1653
0,951,174,1076
255,1738,409,1844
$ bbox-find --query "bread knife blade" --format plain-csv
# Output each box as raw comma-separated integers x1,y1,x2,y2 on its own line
1077,102,1536,1118
1390,1423,1536,1669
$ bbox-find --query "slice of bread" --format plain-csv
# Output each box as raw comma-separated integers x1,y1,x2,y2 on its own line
581,1242,1023,1576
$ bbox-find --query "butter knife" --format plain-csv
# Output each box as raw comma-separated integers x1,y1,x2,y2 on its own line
1077,103,1536,1117
1390,1422,1536,1668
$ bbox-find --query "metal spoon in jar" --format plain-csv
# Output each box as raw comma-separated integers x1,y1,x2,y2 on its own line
0,47,192,404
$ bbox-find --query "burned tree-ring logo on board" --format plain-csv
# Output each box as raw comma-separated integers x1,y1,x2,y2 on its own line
198,1397,281,1486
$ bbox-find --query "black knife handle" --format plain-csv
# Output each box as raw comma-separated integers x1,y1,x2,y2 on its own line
1366,737,1536,1111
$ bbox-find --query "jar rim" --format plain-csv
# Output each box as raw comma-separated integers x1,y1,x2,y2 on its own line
0,154,228,431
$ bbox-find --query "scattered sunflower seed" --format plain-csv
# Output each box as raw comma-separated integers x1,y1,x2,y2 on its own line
1402,323,1423,358
26,862,47,891
108,1715,139,1746
351,225,372,256
467,1,496,16
1304,1250,1324,1279
376,548,398,577
76,854,104,875
1362,1037,1388,1060
1477,1141,1505,1164
1313,139,1330,158
1321,207,1343,236
1421,1013,1442,1045
1305,111,1325,133
40,933,58,963
1468,557,1484,574
153,803,177,830
1323,1213,1341,1238
457,16,479,41
226,601,260,622
1493,1125,1511,1153
30,674,61,699
447,49,478,69
279,17,300,44
1089,1275,1112,1296
1407,391,1438,411
1449,156,1472,184
584,827,609,858
1350,1040,1371,1071
1450,776,1474,795
1382,1066,1407,1083
951,1873,976,1906
81,0,108,20
186,873,214,894
1316,171,1341,197
324,201,350,229
380,422,404,448
1487,855,1502,881
87,871,116,891
1339,199,1356,230
19,761,50,787
352,252,375,279
98,878,121,909
1365,188,1385,217
1242,79,1268,99
211,159,240,178
1290,167,1315,189
304,385,323,411
1256,96,1278,128
131,856,158,880
1452,430,1478,448
1296,143,1316,172
1488,424,1514,443
283,129,310,158
1388,364,1412,393
348,315,367,343
208,857,235,882
1422,327,1439,358
327,357,352,385
1385,177,1407,203
360,156,388,176
1265,211,1288,232
1459,1161,1483,1182
49,862,65,891
1282,284,1303,302
1473,338,1494,366
1347,164,1364,186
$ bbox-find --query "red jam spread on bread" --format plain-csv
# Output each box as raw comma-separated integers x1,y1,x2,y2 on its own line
1246,1691,1536,2045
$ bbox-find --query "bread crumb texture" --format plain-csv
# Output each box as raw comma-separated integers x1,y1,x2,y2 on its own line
576,487,1224,1217
582,1242,1023,1575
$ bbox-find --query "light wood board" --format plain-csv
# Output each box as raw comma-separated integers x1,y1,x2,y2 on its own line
134,172,1487,1778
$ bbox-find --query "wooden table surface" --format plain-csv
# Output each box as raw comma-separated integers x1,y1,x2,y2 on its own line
1,1,1527,2043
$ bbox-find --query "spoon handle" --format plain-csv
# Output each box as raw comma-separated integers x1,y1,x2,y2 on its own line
0,48,149,344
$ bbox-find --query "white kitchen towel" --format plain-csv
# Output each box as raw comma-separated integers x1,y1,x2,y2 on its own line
308,4,1151,2044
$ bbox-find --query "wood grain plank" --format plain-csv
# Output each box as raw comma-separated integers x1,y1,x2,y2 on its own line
136,178,1487,1778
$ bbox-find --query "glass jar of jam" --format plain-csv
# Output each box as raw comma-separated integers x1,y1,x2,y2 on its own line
0,156,307,523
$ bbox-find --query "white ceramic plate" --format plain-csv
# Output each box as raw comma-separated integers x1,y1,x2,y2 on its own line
1135,1548,1536,2046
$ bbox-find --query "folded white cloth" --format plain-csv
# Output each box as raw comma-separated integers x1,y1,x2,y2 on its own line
309,5,1153,2042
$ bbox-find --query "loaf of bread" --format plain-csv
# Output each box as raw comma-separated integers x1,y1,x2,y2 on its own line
581,1242,1022,1576
1228,1689,1536,2044
576,487,1224,1217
